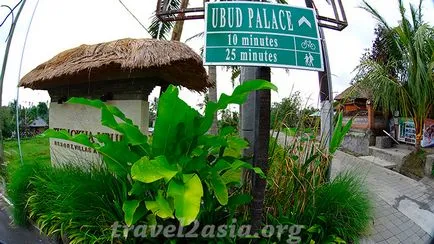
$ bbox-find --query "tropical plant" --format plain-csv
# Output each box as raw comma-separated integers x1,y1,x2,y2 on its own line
42,80,276,240
7,160,46,226
9,164,127,244
266,113,371,243
354,0,434,151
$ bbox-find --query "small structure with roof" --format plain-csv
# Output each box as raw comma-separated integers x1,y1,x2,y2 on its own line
335,84,387,155
29,117,48,135
335,84,386,133
20,38,210,166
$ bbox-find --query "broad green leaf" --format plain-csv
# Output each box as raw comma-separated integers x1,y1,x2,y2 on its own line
152,85,202,160
167,174,203,226
131,156,178,183
231,160,266,179
94,134,140,177
122,200,140,227
116,122,148,146
132,204,148,227
145,191,174,219
42,129,93,148
182,155,209,174
227,194,252,209
198,134,227,149
210,171,228,205
146,213,157,226
224,136,249,157
219,126,236,136
200,80,277,134
221,168,242,184
128,181,150,197
212,159,232,173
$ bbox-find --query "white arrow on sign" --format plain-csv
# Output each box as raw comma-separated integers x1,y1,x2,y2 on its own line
298,16,312,28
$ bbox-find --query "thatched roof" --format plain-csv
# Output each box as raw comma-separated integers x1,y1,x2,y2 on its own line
335,84,373,101
19,38,211,92
29,117,48,128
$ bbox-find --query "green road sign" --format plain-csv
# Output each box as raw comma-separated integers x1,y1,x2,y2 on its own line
204,1,324,71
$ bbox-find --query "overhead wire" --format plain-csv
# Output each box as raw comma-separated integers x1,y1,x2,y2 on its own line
0,5,14,42
0,0,23,28
118,0,151,35
15,0,40,165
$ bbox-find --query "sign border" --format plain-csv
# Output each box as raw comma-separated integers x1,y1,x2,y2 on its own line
203,1,324,71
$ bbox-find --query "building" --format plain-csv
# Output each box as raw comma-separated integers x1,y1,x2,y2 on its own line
29,117,48,135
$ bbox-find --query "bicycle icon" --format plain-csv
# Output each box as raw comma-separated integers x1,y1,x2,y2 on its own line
301,40,316,51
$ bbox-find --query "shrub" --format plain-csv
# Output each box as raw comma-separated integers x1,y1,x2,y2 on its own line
6,160,46,226
11,80,276,242
303,172,372,242
266,112,372,243
9,164,127,243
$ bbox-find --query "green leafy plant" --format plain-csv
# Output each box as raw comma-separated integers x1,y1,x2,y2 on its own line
8,163,127,244
266,110,371,243
43,80,276,237
6,160,46,226
302,172,372,242
330,112,353,155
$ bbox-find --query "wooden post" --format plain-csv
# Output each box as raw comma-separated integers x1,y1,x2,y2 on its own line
367,100,374,130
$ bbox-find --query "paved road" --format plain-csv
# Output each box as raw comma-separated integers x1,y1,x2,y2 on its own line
0,197,52,244
332,151,434,244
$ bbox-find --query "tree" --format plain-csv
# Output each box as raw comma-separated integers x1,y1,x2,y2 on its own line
0,106,14,138
270,91,302,129
149,97,158,127
218,109,239,131
354,0,434,151
36,102,49,122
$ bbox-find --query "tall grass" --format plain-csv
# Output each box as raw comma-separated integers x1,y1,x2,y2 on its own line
266,108,372,243
303,172,372,241
6,160,46,226
7,162,128,243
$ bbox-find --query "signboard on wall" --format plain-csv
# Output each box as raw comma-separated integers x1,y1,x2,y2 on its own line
204,1,324,71
398,118,416,145
49,100,148,167
422,119,434,148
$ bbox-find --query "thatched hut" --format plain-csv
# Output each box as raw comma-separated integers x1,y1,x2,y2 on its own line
20,38,211,100
334,84,388,132
334,84,372,117
20,38,210,166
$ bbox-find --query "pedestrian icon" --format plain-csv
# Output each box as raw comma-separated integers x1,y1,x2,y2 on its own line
304,53,314,66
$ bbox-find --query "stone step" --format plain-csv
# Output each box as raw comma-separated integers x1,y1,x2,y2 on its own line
359,155,397,169
368,146,411,167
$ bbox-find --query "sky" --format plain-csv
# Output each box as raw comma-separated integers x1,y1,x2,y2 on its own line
0,0,433,109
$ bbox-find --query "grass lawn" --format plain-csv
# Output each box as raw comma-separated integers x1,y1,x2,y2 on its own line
3,137,50,179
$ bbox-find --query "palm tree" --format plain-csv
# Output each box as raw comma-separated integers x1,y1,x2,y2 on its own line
149,0,189,95
355,0,434,151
